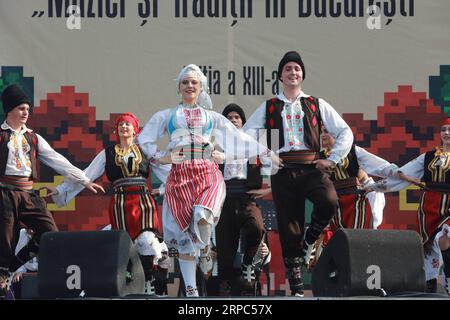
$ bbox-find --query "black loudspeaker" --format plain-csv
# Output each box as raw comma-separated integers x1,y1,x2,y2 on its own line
38,230,144,298
20,273,39,299
312,229,426,297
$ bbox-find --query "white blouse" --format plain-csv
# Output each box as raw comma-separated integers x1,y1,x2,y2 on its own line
353,146,398,178
138,104,272,164
371,154,426,192
54,148,170,207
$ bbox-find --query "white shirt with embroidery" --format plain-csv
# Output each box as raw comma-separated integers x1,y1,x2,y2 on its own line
282,98,305,149
2,122,33,176
1,121,90,185
243,91,354,164
137,104,272,164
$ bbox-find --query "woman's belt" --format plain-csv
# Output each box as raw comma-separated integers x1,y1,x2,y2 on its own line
334,177,365,195
0,175,34,191
173,144,213,160
112,177,147,189
424,182,450,194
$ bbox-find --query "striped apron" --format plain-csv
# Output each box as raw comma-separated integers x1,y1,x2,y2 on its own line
110,177,159,240
165,159,225,231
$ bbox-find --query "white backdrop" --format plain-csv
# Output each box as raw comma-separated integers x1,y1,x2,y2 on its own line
1,0,449,122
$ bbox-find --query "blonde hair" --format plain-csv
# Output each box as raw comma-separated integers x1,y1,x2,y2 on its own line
176,64,212,109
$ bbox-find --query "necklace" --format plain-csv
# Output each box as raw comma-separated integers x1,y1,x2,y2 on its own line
434,146,450,157
114,144,142,177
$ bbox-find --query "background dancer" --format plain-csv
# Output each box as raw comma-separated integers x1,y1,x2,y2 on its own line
50,112,168,295
0,84,103,298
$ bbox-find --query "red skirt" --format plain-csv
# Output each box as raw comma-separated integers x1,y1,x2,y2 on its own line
418,191,450,244
109,185,159,240
165,159,225,231
331,193,372,231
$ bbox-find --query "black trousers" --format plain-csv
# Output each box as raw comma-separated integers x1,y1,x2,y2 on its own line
271,167,338,261
0,187,58,272
215,192,265,282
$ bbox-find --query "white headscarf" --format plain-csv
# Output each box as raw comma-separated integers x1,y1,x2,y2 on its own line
176,64,212,109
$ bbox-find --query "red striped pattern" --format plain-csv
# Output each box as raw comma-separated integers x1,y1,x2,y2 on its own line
418,191,450,244
331,194,372,230
165,159,225,231
109,185,159,240
0,175,33,190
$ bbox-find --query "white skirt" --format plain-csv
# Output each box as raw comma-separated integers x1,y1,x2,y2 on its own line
162,191,225,257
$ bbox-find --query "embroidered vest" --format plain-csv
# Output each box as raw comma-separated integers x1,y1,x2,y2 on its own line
423,150,450,183
105,144,150,182
0,129,39,179
328,144,360,181
265,96,322,151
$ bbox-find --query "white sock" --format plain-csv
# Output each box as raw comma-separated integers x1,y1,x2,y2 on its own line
178,258,198,296
198,223,212,248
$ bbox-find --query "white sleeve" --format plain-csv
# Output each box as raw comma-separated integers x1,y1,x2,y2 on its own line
242,101,267,141
319,99,353,164
53,150,106,207
372,154,425,192
137,109,170,160
355,146,399,178
150,160,170,184
36,134,90,185
212,111,272,162
365,187,385,229
149,160,170,196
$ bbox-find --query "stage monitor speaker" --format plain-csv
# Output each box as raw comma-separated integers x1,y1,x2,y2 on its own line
38,230,144,298
20,273,39,299
312,229,426,297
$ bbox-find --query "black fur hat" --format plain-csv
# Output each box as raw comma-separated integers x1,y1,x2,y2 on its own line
1,84,32,115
